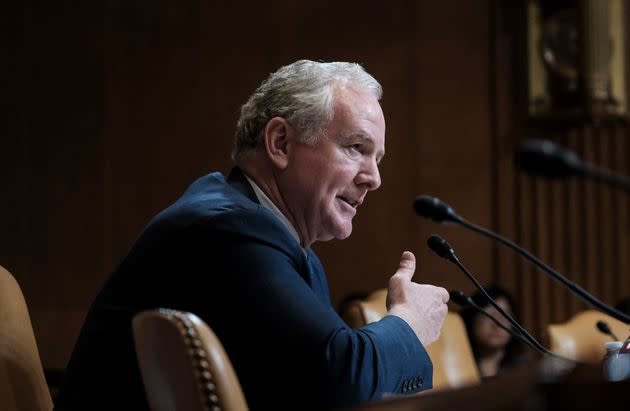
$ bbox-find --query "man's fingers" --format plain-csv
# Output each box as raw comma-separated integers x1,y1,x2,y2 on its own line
396,251,416,281
438,287,450,303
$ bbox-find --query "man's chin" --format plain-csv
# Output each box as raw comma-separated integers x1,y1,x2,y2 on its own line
333,225,353,240
321,218,353,241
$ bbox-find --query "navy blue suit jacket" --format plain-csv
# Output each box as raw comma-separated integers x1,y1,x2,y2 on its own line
55,167,432,411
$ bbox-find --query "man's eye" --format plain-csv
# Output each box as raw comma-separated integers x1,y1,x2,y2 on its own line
351,144,362,152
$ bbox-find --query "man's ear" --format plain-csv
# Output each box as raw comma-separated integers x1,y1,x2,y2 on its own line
264,117,291,169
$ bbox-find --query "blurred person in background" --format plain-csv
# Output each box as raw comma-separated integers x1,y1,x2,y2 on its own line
460,285,528,379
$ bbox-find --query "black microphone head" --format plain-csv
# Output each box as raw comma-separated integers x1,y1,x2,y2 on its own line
427,235,456,260
449,290,470,307
596,320,612,335
514,139,584,179
413,195,459,224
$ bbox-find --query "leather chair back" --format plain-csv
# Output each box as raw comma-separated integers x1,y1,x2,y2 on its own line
423,312,480,389
547,309,630,364
340,289,480,390
132,309,248,411
0,265,52,411
342,289,388,328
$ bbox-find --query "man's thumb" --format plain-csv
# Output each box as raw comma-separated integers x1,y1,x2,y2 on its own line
397,251,416,280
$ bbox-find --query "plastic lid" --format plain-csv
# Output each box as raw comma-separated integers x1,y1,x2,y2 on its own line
605,341,624,352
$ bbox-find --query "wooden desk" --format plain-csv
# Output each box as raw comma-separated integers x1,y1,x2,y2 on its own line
342,358,629,411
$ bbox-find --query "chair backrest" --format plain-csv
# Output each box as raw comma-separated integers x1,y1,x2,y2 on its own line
340,289,480,390
342,289,388,328
423,312,481,389
547,309,630,364
132,309,249,411
0,265,53,411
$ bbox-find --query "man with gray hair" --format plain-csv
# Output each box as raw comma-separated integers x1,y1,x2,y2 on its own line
55,60,449,411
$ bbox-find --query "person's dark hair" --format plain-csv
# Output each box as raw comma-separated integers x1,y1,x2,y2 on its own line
459,285,523,374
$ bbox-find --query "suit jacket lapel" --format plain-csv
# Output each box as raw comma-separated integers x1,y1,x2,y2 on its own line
305,249,331,305
227,166,331,304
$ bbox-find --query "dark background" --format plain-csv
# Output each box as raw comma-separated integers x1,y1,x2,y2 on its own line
2,0,629,372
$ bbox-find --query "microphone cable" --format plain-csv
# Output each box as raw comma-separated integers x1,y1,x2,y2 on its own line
428,234,575,363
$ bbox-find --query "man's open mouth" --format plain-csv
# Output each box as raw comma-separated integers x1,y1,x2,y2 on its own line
338,196,359,208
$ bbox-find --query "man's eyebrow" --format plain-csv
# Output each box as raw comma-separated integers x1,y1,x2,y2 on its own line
342,133,378,146
340,131,369,141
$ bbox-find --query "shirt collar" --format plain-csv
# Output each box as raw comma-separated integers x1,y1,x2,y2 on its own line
244,174,303,248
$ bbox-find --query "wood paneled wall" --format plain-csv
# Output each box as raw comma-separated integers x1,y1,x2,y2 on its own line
2,0,628,370
491,2,630,339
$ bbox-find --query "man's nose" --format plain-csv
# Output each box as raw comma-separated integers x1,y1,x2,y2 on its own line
357,159,381,190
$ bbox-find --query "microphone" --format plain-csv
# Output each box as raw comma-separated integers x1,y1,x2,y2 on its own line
596,320,620,341
450,290,510,334
428,235,571,361
413,195,460,224
449,289,537,351
514,139,630,193
514,139,583,179
427,234,456,259
449,290,473,307
414,196,630,325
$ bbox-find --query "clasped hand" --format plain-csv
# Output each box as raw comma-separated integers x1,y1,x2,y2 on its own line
386,251,449,346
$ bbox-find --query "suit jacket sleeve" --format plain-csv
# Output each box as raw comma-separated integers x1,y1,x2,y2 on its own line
187,208,432,409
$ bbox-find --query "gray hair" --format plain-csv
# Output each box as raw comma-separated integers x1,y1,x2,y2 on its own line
232,59,382,160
